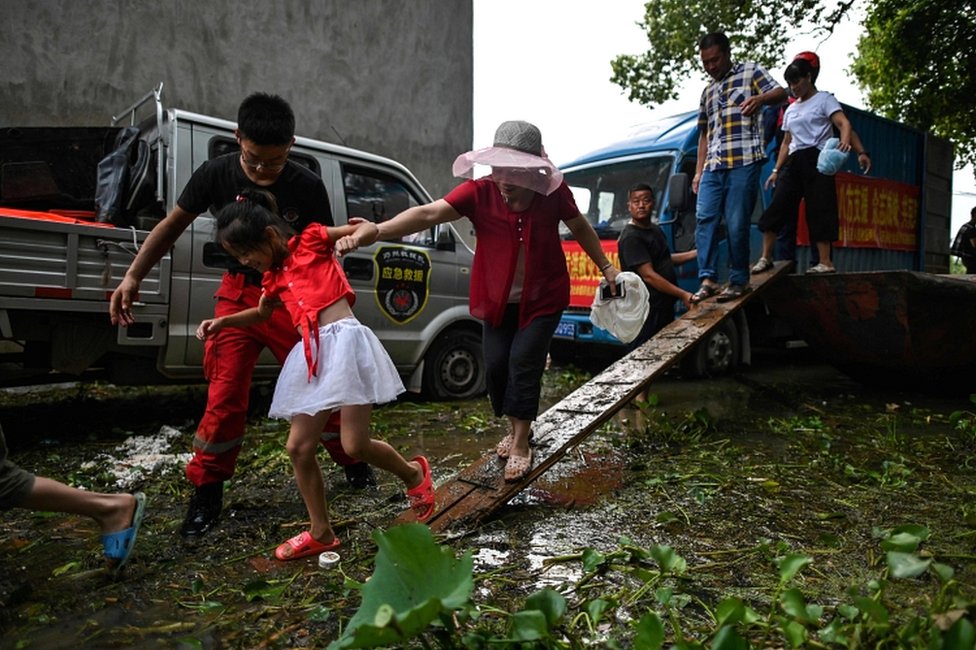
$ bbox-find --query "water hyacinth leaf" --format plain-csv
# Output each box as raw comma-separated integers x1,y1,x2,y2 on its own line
945,615,976,649
508,610,550,642
778,554,813,584
582,547,607,572
837,604,859,621
650,545,687,574
931,562,955,583
886,551,931,578
524,588,566,627
633,612,665,650
585,598,611,626
881,531,923,552
780,588,812,623
715,597,746,626
852,596,890,624
329,524,473,649
655,511,680,524
781,619,808,648
308,605,332,622
655,587,673,606
243,579,288,602
711,624,748,650
890,524,930,541
818,618,847,645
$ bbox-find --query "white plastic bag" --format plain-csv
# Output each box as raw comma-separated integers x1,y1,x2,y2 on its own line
589,271,649,344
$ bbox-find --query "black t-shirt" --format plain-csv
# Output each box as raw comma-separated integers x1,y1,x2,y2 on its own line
952,222,976,259
617,222,677,309
178,152,333,277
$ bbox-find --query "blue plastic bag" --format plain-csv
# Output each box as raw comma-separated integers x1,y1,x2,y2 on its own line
817,137,849,175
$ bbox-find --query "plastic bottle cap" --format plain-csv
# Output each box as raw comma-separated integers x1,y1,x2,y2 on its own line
318,551,340,568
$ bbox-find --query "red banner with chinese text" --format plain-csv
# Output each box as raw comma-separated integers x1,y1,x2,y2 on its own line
562,240,619,308
796,172,919,251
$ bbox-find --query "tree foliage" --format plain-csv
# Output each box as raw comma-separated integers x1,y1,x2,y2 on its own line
609,0,853,106
850,0,976,170
611,0,974,172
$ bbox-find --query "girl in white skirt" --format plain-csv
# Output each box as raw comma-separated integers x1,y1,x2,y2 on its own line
196,189,436,561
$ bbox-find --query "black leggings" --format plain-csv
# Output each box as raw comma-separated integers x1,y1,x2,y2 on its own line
758,146,839,243
482,304,561,421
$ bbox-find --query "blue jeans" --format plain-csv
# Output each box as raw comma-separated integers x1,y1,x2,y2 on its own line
695,162,761,287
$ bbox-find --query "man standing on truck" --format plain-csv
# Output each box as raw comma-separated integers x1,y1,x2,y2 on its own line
109,93,372,541
691,32,787,303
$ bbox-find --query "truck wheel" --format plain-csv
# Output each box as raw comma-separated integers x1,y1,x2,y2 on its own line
680,319,739,378
422,330,486,400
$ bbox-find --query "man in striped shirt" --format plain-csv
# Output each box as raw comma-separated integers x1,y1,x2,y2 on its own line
691,32,786,303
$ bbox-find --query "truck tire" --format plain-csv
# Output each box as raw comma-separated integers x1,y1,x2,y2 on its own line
680,319,740,378
422,329,486,400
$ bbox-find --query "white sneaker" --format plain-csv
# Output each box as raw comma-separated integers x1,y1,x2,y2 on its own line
751,257,773,273
807,263,836,274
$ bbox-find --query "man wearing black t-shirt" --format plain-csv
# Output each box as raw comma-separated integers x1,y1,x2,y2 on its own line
617,184,696,399
110,93,371,540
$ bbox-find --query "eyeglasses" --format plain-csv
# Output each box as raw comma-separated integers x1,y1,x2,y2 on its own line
240,149,288,173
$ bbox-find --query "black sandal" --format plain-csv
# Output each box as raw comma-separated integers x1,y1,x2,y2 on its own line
690,283,720,304
715,284,751,303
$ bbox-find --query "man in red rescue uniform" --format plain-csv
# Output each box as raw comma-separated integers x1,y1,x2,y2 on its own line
110,92,374,540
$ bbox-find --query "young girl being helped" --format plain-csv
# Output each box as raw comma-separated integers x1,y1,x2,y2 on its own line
196,189,436,560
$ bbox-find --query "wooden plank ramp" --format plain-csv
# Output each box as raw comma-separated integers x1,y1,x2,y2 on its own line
398,261,793,533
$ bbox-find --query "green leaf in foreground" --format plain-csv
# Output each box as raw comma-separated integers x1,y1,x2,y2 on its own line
328,524,473,649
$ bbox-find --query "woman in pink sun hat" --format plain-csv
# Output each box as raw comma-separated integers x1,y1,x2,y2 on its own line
340,120,621,483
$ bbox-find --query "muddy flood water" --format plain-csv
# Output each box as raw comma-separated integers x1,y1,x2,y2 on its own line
1,349,975,648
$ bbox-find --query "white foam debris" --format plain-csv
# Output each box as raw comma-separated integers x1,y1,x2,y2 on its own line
80,425,191,489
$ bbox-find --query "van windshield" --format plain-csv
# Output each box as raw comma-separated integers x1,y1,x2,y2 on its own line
562,157,672,241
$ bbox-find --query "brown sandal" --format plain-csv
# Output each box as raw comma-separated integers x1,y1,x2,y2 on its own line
504,449,533,482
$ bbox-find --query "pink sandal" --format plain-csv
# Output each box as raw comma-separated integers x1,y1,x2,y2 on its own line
406,455,436,522
274,530,340,561
504,449,533,483
496,433,515,459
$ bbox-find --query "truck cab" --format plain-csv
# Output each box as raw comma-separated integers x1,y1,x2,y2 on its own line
0,87,485,399
554,106,939,376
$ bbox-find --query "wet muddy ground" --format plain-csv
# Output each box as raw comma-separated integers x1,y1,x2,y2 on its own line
1,350,975,648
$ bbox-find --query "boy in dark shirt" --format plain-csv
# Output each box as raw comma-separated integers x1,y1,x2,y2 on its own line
617,183,696,399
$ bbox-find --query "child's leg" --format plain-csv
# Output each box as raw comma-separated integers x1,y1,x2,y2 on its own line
339,405,423,490
287,412,335,543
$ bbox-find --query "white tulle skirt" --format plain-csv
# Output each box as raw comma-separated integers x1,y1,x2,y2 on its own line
269,318,405,421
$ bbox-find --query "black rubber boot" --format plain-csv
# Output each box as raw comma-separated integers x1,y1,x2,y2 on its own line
180,482,223,539
343,463,377,489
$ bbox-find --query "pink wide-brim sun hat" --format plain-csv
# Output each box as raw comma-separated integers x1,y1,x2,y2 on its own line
452,120,563,196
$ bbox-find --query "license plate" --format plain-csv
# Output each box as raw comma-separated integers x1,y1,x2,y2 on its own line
554,320,576,339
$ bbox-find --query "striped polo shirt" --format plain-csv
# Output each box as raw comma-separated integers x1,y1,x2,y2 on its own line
698,61,781,171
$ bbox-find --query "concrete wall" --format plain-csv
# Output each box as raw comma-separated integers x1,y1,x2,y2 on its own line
0,0,472,198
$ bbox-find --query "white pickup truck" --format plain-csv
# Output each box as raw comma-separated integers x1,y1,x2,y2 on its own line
0,86,485,399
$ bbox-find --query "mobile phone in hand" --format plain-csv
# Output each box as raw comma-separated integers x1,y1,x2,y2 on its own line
600,281,625,301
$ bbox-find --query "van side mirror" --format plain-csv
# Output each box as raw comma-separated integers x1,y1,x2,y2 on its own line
435,226,455,251
668,173,691,213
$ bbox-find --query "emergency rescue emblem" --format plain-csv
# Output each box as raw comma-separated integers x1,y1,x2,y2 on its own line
374,246,431,324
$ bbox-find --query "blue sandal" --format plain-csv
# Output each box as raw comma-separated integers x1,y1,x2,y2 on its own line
102,492,146,571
